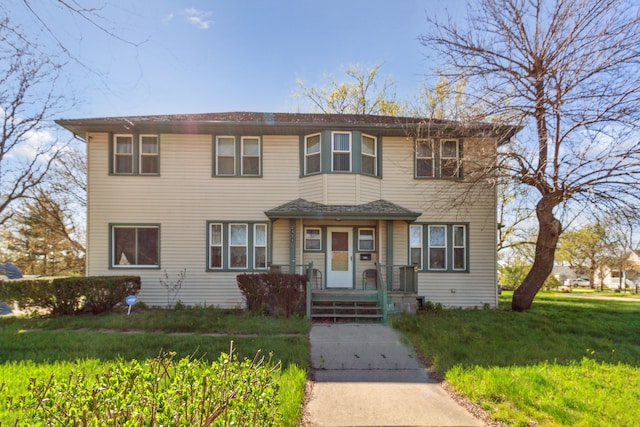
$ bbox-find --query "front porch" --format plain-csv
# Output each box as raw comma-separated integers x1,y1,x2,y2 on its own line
303,263,420,322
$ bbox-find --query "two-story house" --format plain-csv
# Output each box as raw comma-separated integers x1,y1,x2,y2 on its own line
56,112,518,315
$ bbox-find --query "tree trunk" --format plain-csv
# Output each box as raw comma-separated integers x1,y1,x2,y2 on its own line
512,196,562,311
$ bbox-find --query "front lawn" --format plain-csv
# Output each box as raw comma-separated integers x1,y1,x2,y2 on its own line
392,292,640,426
0,307,310,426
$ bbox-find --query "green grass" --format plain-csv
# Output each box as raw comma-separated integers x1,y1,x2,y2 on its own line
0,308,310,426
391,292,640,426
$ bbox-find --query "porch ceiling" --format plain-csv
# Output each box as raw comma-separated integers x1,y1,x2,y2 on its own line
265,199,420,221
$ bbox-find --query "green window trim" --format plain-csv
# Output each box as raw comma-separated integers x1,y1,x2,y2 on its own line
300,131,382,178
408,223,469,273
206,221,269,272
304,226,323,252
109,223,161,269
213,135,263,178
109,134,161,176
414,138,463,179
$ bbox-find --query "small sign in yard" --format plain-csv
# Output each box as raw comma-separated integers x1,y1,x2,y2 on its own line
125,295,138,315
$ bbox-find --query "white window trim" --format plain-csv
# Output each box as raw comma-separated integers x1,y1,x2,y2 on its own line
358,228,376,252
428,225,448,271
228,223,248,269
304,133,321,175
441,139,461,178
241,136,261,176
415,138,434,178
331,131,352,172
452,225,466,271
111,225,159,268
216,136,236,176
409,224,423,270
209,223,223,270
254,224,267,269
139,135,159,175
304,227,322,251
361,133,377,176
114,134,134,175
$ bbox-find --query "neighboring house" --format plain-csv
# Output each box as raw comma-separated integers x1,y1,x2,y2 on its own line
595,249,640,290
56,112,518,314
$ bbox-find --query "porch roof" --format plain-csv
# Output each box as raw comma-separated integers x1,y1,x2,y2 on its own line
265,199,420,221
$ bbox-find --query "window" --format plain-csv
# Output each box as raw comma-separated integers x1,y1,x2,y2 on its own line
305,134,321,175
207,222,268,270
452,225,466,270
114,135,134,174
229,224,248,269
332,132,351,172
415,139,434,178
112,225,159,267
216,136,236,176
361,134,377,175
254,224,267,269
409,225,423,269
304,227,322,251
209,223,223,269
358,228,375,251
140,135,159,175
410,224,468,272
415,138,462,178
428,226,447,270
242,137,261,176
441,139,460,178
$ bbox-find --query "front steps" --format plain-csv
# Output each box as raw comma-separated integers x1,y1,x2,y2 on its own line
311,290,383,322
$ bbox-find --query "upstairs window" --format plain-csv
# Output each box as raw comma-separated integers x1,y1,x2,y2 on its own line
216,136,236,176
332,132,351,172
215,135,262,177
415,139,434,178
242,137,261,176
113,134,160,175
361,134,377,176
140,135,159,175
114,135,134,174
305,134,321,175
415,138,463,179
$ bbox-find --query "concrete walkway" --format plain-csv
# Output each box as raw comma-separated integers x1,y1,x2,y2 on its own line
303,323,484,427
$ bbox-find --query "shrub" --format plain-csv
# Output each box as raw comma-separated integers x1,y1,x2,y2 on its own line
0,276,140,316
8,343,283,426
237,273,306,317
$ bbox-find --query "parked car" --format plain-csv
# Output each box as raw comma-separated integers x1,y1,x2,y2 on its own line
0,262,23,280
568,277,590,287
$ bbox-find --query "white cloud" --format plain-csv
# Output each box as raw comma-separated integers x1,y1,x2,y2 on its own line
182,8,213,30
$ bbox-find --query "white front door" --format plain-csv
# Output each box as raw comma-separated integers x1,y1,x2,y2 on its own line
326,227,353,288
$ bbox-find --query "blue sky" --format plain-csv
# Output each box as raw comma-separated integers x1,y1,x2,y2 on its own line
11,0,468,118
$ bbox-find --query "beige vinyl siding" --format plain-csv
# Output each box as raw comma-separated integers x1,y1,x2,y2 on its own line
87,130,498,308
380,136,498,308
87,133,302,308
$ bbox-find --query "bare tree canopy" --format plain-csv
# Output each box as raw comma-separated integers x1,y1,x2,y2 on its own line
421,0,640,310
0,16,69,225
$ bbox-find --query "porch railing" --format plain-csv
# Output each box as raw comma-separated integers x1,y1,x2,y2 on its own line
376,263,418,293
268,262,314,318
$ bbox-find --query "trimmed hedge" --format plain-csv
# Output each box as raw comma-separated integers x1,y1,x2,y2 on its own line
237,273,306,318
0,276,140,316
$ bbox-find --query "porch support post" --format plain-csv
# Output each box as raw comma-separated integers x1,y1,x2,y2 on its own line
386,220,393,291
289,218,296,272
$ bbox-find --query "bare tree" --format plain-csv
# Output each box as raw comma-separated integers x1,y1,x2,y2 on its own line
0,17,69,225
421,0,640,310
294,63,406,115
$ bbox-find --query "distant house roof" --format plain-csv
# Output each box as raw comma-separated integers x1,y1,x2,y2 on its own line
265,199,420,221
56,111,520,143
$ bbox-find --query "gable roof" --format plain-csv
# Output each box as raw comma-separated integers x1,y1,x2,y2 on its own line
56,112,520,144
265,199,420,221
